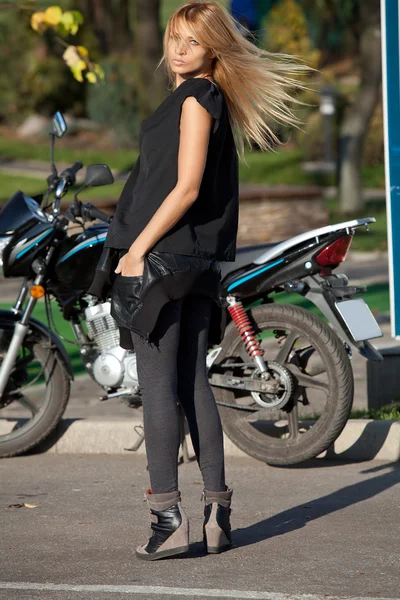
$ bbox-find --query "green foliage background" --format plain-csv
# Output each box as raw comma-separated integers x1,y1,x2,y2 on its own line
0,0,382,166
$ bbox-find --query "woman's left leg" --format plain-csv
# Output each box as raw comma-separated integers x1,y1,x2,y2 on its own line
131,297,184,494
132,297,190,560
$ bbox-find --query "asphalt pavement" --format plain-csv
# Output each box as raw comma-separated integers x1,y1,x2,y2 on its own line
1,253,398,599
1,454,399,600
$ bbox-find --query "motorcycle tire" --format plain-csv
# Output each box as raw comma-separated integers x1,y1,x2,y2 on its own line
0,337,70,458
213,303,354,466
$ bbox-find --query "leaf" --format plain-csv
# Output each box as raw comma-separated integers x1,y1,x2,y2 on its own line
77,46,89,59
7,502,37,508
71,10,84,26
86,71,97,84
55,23,68,37
31,12,47,33
61,11,84,36
71,60,87,83
63,46,81,68
60,11,75,34
94,64,105,80
44,6,63,27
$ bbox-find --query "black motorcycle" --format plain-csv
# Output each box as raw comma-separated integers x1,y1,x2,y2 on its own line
0,111,383,465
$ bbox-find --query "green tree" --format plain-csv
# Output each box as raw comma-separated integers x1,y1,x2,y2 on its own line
302,0,382,214
265,0,320,67
77,0,134,55
132,0,167,122
301,0,359,54
0,6,85,121
337,0,382,213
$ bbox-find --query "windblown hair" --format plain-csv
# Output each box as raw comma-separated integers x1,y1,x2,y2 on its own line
158,0,309,160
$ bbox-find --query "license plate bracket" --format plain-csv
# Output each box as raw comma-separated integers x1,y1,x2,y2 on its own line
335,298,383,342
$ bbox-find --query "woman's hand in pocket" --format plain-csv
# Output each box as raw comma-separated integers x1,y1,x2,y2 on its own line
115,250,144,277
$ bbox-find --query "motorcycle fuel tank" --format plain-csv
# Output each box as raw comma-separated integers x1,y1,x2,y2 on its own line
54,223,108,290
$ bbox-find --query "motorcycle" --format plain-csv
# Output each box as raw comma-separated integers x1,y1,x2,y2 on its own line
0,111,383,465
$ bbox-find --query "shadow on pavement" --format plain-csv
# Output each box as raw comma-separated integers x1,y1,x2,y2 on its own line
232,462,399,548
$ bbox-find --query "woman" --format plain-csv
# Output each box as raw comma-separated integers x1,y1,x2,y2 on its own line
91,0,306,561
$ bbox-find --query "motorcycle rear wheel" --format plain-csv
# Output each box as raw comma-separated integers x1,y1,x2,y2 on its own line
0,330,70,458
214,303,354,466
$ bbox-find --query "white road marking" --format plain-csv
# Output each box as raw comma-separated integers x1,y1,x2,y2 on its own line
0,582,397,600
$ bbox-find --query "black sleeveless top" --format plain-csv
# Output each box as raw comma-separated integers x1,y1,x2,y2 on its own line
89,77,238,347
104,77,239,261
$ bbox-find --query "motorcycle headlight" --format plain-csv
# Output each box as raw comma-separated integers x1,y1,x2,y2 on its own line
0,236,12,277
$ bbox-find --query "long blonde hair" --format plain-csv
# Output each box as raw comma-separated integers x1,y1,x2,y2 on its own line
158,0,309,160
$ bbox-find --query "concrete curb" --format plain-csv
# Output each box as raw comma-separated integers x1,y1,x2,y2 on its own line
34,417,400,462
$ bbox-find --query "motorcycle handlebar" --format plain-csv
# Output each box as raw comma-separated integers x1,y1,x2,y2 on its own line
81,202,112,224
59,161,83,186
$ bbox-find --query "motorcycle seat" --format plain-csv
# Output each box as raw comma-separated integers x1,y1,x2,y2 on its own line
220,242,280,281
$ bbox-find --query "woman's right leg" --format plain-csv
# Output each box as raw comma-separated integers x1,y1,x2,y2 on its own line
176,294,226,492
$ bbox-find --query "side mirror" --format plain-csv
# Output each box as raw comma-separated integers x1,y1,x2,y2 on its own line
51,111,67,138
85,164,114,187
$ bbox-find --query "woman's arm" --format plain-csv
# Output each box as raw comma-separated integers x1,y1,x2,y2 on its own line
115,97,214,276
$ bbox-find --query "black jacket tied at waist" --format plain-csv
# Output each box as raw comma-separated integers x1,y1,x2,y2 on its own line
86,247,227,349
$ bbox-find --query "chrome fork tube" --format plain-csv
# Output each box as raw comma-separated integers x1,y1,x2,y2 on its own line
0,276,43,398
12,279,29,312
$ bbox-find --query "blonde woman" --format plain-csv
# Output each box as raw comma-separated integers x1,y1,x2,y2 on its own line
101,0,306,561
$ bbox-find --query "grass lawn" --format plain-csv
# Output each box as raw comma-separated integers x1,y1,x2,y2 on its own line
0,134,385,189
0,136,137,173
0,172,124,206
350,406,400,420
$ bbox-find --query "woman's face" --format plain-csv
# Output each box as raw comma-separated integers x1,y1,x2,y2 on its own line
167,23,213,80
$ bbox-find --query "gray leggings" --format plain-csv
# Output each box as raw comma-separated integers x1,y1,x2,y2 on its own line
131,294,226,494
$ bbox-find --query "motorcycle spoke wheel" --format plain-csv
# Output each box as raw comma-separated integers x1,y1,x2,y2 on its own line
0,335,70,457
214,303,354,465
14,395,40,415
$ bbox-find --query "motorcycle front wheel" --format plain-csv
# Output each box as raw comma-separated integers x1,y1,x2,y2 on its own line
213,303,354,466
0,326,70,458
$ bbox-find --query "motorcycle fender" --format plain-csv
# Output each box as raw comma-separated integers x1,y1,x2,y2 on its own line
0,309,74,380
301,279,383,362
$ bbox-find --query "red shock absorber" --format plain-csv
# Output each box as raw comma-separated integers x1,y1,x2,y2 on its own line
228,301,264,359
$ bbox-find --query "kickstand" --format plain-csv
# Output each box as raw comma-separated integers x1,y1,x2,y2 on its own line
124,409,191,463
124,424,145,452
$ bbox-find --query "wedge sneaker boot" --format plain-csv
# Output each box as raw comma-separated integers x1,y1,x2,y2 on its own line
135,489,190,561
202,487,233,554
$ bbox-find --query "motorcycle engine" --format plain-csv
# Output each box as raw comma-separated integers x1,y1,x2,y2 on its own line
84,301,139,391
